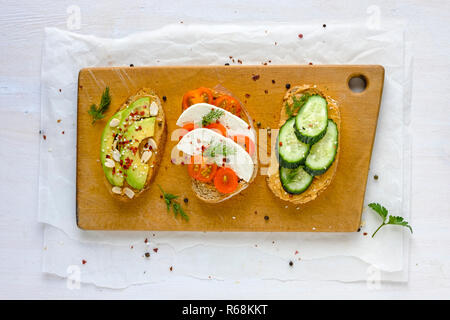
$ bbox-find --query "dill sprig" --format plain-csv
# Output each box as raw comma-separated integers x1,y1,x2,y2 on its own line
88,87,112,124
202,109,225,126
158,185,189,222
285,93,310,117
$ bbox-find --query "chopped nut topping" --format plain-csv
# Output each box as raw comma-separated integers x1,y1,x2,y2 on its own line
109,118,120,127
111,186,122,194
123,187,135,199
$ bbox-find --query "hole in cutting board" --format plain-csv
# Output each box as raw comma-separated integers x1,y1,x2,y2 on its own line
348,75,367,93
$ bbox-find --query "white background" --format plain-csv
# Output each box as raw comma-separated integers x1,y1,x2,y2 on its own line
0,0,449,299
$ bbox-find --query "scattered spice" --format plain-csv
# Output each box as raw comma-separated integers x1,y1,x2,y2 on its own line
264,89,268,94
153,248,158,253
252,74,260,81
374,175,379,180
264,215,269,221
245,93,251,98
224,63,230,66
162,96,167,102
130,64,134,67
289,261,294,267
237,59,242,64
323,24,327,28
298,34,303,39
183,197,189,203
169,266,173,271
82,260,87,265
363,232,368,236
144,238,148,243
271,79,276,84
59,89,61,92
285,83,291,89
357,227,361,232
62,131,65,135
144,252,150,258
43,135,47,140
295,250,299,255
308,62,313,65
57,119,61,123
256,122,261,128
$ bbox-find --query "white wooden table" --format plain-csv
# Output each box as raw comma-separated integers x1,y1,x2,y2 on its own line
0,0,449,299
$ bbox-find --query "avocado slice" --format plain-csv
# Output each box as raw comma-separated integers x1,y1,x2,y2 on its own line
121,117,156,190
119,97,151,130
100,110,125,186
100,97,152,187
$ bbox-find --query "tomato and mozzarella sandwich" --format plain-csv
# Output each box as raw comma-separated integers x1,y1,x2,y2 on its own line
175,87,258,203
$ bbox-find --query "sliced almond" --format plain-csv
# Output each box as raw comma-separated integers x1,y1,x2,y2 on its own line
141,150,152,163
148,138,157,150
104,158,115,168
123,187,135,199
111,186,122,194
112,149,121,162
109,118,120,127
149,102,159,116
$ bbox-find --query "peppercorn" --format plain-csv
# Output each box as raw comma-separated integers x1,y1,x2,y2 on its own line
162,96,167,102
144,252,150,258
285,83,291,89
289,261,294,267
374,175,379,180
184,197,188,203
264,215,269,221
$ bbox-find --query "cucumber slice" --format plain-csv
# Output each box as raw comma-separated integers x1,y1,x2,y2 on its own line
304,119,338,176
279,166,314,195
277,117,310,168
294,95,328,144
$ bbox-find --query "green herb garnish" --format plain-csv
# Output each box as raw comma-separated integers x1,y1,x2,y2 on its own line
202,109,225,127
285,93,310,117
368,203,412,238
88,87,111,124
158,185,189,221
203,142,236,158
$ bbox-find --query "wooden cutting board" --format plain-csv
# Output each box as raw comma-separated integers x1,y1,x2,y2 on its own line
77,65,384,232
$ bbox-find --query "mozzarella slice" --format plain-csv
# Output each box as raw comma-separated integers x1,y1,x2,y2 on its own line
177,128,254,182
176,103,256,143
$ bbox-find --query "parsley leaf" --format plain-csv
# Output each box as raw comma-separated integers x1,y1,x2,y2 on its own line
88,87,111,124
158,185,189,222
368,202,412,237
202,109,225,127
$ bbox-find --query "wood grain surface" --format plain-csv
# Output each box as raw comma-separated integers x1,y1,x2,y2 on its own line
76,65,384,231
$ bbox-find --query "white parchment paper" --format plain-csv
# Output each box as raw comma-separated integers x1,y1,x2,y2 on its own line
39,24,412,288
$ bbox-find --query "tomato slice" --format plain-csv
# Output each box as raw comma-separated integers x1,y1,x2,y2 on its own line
214,167,239,194
205,122,227,137
187,156,217,183
232,135,255,156
182,87,213,110
213,95,242,117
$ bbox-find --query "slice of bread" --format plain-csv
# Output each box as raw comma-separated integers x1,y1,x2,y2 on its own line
266,85,341,205
104,88,167,201
186,86,258,203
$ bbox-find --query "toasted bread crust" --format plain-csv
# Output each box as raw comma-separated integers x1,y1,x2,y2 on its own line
104,88,167,201
187,85,258,203
266,85,341,205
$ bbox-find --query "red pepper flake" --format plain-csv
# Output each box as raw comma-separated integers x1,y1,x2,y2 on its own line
245,93,251,98
308,62,313,65
131,245,134,249
298,33,303,39
247,125,251,129
57,119,61,123
153,248,158,253
112,167,116,175
237,59,242,64
279,142,283,146
363,232,368,236
62,131,65,134
82,260,87,265
274,42,277,45
144,238,148,244
169,266,173,271
295,250,299,255
140,111,145,116
43,135,47,140
252,74,260,81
